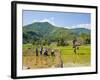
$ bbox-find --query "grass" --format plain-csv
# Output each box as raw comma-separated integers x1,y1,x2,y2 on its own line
22,44,90,69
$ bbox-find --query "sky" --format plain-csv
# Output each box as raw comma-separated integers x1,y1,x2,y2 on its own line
23,10,91,29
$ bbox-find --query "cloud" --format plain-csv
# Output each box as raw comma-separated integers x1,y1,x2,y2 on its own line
67,24,91,29
33,17,55,25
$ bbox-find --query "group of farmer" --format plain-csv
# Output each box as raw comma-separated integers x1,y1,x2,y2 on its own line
35,46,55,56
35,38,78,56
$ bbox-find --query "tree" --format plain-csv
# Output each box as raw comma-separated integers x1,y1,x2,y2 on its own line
57,38,67,46
85,38,90,44
79,32,90,44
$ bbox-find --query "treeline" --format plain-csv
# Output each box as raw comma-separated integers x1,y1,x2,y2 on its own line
23,32,90,46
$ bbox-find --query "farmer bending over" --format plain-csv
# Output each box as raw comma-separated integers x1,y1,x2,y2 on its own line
51,49,55,56
44,48,49,56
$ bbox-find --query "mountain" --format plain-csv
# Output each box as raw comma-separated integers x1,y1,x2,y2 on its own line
23,22,90,44
71,28,90,34
23,22,56,34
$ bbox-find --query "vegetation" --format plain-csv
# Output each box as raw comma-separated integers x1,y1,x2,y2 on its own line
23,22,90,46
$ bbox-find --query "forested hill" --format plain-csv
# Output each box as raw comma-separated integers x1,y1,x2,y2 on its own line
23,22,90,44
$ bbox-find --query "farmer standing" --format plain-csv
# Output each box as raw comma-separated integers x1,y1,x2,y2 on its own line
72,38,77,54
40,46,43,55
36,48,38,56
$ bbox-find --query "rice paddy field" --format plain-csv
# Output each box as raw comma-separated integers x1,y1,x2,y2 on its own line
22,44,90,69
